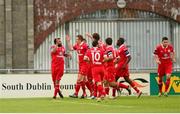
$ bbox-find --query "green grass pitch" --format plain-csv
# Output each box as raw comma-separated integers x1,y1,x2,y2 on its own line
0,96,180,113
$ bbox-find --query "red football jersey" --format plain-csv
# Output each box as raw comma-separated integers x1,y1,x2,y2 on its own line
85,47,105,67
104,45,116,66
73,42,88,64
51,45,66,64
154,44,174,63
116,44,130,67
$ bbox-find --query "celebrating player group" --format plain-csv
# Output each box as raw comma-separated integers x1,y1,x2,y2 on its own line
50,32,175,101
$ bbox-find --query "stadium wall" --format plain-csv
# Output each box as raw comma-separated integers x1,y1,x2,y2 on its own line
0,0,34,72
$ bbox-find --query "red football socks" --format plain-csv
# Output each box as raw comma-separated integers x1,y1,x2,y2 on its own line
165,78,170,92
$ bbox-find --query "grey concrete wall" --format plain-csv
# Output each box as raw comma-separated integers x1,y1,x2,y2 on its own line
27,0,34,70
0,0,5,69
12,0,28,69
5,0,13,69
0,0,34,72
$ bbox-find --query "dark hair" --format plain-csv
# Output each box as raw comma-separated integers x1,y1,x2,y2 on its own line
76,35,84,41
162,37,168,41
105,37,112,45
92,33,100,41
117,37,125,46
92,40,98,47
83,38,87,43
54,38,60,44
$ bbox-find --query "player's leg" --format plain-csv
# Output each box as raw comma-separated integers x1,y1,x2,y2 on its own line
69,73,83,98
82,66,92,97
56,68,64,98
92,67,104,101
52,66,58,99
51,65,56,88
53,80,60,99
157,64,165,97
109,81,131,95
164,74,171,97
107,67,131,97
112,76,119,97
96,81,104,102
103,69,110,96
53,67,64,99
80,75,87,98
164,63,172,97
87,74,94,96
103,80,110,96
124,76,142,98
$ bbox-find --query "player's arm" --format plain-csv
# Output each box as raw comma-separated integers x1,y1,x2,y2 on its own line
171,46,176,63
153,47,161,64
154,54,161,64
65,35,74,51
114,56,120,64
64,52,72,59
85,32,93,40
84,50,90,63
122,55,131,69
171,51,176,63
103,51,113,62
51,45,57,53
121,50,131,69
84,55,90,63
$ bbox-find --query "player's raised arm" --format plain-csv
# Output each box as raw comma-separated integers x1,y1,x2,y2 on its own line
65,35,74,51
51,38,59,53
85,32,93,40
51,45,57,53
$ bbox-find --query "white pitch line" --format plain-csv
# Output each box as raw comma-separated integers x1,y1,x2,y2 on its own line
52,100,134,108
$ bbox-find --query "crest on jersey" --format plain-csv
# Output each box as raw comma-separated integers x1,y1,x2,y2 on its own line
164,53,168,57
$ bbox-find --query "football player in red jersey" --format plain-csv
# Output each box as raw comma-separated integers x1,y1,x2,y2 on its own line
153,37,176,97
86,32,106,99
103,37,131,98
84,40,105,102
51,38,71,99
66,35,92,98
115,37,142,98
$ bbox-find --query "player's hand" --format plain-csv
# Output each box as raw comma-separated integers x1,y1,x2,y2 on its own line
66,35,71,41
156,60,161,64
55,44,59,47
115,64,118,68
172,58,176,63
85,32,92,39
68,53,72,60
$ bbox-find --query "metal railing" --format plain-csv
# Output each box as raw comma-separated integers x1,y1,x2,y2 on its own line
0,67,179,74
